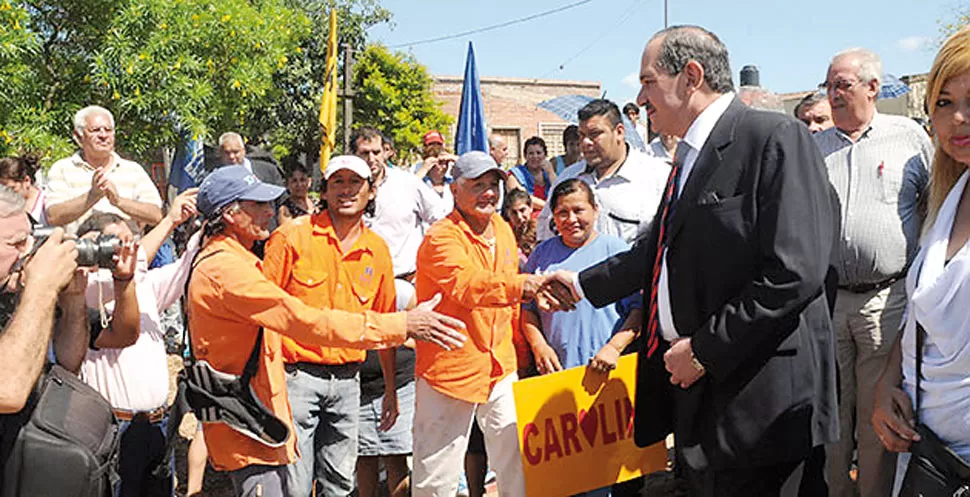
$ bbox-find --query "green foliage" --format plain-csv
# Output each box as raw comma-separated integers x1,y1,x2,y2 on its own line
261,0,391,161
90,0,309,161
0,1,74,163
1,1,453,171
353,44,451,161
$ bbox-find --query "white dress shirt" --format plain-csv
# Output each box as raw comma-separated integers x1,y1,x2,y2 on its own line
657,92,735,341
536,146,670,245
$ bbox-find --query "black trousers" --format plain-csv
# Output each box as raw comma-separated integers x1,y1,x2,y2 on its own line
679,445,828,497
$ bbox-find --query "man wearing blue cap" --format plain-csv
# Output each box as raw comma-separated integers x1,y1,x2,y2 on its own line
186,166,466,496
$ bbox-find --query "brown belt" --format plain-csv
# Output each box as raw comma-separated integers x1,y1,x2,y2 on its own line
113,405,167,423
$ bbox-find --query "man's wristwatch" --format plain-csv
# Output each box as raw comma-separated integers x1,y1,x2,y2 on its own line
690,352,705,373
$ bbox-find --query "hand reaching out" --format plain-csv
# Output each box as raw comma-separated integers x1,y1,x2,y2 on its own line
405,294,467,350
168,188,199,225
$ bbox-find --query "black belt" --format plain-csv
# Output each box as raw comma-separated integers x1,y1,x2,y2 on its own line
838,273,904,294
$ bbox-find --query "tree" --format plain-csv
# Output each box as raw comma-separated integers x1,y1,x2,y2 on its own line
90,0,310,161
353,44,452,161
0,0,310,166
939,5,970,42
259,0,392,161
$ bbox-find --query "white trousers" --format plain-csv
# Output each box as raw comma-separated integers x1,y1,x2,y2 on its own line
411,374,526,497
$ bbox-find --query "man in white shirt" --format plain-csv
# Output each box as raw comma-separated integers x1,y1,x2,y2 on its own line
351,127,450,308
536,99,670,244
78,190,200,496
46,106,163,234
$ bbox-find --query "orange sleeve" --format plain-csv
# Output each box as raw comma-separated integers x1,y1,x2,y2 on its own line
262,229,293,287
418,225,527,308
373,245,397,314
206,255,406,350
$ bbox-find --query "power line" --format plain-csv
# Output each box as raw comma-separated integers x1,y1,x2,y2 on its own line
540,0,642,79
389,0,594,48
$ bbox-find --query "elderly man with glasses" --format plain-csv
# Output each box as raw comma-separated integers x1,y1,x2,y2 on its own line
814,47,935,497
45,106,163,234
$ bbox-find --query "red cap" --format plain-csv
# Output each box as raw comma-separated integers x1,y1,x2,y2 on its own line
422,130,445,146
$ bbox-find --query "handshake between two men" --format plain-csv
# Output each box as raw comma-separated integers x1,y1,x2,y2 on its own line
519,269,706,390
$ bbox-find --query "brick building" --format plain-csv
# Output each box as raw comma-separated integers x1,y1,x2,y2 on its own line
432,75,600,168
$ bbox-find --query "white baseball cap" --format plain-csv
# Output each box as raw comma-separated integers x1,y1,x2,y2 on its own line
323,155,372,180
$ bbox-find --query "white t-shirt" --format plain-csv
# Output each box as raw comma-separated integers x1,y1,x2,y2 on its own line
366,167,449,276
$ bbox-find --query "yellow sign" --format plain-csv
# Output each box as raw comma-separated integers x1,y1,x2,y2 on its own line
513,355,668,496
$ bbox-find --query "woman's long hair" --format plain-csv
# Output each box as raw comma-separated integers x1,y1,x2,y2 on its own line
925,26,970,229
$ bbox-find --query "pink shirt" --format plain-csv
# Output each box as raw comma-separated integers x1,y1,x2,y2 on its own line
80,241,198,411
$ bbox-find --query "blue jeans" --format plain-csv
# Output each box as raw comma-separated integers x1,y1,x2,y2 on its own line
115,415,173,497
284,362,360,497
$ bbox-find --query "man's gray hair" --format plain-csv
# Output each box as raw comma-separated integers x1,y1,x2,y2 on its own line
488,134,505,149
832,48,882,87
0,185,25,218
794,91,828,118
648,25,734,94
73,106,115,135
218,132,244,147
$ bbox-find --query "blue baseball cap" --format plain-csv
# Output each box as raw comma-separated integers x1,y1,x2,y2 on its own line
198,165,286,217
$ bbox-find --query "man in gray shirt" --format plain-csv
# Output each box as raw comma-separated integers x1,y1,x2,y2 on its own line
815,47,933,497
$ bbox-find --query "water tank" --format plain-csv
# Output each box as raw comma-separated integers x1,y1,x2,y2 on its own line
740,65,760,87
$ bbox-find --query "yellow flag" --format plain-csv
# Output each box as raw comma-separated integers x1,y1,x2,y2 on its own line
319,10,338,171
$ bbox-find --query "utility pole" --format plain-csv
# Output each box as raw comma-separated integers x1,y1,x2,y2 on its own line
339,44,356,152
664,0,668,28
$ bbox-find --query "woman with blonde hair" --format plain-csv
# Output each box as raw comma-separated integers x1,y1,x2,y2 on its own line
872,25,970,491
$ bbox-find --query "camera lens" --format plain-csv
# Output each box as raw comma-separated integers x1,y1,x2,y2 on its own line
76,234,121,268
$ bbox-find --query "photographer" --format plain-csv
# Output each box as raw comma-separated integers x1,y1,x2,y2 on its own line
77,188,199,497
0,188,78,412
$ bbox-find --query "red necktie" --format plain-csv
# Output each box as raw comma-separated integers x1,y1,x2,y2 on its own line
646,146,686,358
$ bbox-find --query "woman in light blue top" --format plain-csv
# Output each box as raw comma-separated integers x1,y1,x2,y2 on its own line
520,178,642,374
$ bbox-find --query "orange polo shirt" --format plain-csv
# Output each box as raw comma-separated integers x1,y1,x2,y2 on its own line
263,212,396,365
187,235,406,471
415,211,526,404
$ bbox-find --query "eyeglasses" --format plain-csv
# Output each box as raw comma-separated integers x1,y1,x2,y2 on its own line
819,79,861,93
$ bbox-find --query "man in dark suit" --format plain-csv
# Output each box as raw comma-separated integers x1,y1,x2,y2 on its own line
542,25,839,496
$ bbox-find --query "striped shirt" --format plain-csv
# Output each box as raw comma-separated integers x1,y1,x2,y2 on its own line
815,112,933,286
45,152,163,234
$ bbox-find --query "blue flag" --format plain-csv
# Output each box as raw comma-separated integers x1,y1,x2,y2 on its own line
169,134,207,192
455,42,488,155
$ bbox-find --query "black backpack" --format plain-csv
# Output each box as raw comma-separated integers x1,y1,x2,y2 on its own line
0,363,121,497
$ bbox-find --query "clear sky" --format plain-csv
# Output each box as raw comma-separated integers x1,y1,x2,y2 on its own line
367,0,960,106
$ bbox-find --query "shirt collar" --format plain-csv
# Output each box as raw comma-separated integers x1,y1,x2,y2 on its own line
583,144,637,182
205,234,260,267
72,151,119,171
833,111,882,144
681,92,735,156
311,211,373,256
447,210,501,248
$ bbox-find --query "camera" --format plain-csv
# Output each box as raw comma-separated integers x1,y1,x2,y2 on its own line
31,227,122,268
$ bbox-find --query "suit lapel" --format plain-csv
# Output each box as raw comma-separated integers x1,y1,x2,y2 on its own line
665,99,745,245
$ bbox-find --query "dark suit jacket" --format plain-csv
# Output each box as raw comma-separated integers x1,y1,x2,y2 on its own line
579,98,839,471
